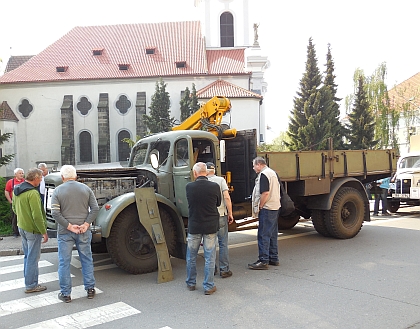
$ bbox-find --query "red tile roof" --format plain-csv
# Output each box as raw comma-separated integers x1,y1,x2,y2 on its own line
197,79,263,99
388,72,420,108
4,56,34,73
0,21,248,84
0,101,19,121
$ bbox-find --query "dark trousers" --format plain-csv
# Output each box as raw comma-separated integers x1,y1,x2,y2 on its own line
10,204,19,236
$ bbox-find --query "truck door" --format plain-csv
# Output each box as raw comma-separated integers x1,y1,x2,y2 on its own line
173,136,194,217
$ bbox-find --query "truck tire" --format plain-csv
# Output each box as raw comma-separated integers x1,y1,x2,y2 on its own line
107,204,177,274
278,212,300,230
325,187,364,239
387,201,400,213
311,210,331,237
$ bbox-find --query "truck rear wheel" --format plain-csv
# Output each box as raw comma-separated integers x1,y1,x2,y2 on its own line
311,210,331,237
325,187,364,239
387,201,400,213
107,204,176,274
278,212,300,230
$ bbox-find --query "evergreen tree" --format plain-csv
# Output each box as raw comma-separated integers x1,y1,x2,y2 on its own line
190,83,200,113
144,78,173,133
0,132,14,167
323,44,345,149
180,87,191,122
346,76,378,149
287,38,331,150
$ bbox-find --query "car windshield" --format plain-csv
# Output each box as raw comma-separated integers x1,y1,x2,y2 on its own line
399,156,420,169
130,143,148,166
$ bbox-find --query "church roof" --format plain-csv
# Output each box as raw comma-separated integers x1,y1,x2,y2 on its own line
0,21,249,84
197,79,263,99
4,56,34,73
0,101,19,121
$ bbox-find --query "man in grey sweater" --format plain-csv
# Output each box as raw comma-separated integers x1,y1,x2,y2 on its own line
51,165,99,303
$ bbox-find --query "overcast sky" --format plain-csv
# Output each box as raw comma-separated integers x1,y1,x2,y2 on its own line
1,0,418,142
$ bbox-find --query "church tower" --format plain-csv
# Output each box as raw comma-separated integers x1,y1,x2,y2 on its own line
195,0,270,142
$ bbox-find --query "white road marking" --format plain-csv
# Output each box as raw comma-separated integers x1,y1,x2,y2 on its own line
17,302,141,329
0,272,73,293
0,260,53,275
94,264,117,271
0,255,24,262
0,285,103,317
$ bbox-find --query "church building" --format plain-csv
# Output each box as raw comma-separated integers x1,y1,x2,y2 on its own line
0,0,269,176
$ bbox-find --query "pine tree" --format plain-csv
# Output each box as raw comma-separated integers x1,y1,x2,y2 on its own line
346,76,378,149
180,87,191,122
323,44,345,149
287,38,326,150
0,132,14,167
190,83,200,113
144,78,173,133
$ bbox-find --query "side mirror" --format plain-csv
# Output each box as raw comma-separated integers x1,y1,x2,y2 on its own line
150,151,159,170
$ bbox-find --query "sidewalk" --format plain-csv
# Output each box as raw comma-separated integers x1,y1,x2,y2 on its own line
0,235,58,256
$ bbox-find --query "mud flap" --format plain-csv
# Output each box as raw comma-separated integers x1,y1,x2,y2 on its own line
135,187,174,283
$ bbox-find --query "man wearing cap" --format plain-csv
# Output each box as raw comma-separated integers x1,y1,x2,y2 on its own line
206,162,234,278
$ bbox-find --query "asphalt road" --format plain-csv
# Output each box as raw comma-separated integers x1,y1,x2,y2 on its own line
1,211,420,329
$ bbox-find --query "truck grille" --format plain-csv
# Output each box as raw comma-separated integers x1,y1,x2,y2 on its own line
395,179,411,194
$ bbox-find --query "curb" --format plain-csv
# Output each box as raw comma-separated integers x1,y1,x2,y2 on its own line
0,247,58,257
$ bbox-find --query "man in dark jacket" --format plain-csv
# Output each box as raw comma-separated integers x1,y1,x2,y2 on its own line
185,162,221,295
12,168,48,293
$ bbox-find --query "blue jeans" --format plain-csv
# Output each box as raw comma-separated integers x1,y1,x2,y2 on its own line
58,231,95,296
257,208,279,263
19,228,42,290
374,188,388,214
217,216,230,272
186,232,217,291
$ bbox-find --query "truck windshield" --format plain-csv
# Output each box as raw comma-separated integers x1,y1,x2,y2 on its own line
399,156,420,169
131,143,148,166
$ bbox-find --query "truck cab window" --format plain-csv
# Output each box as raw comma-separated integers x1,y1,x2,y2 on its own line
131,143,148,166
175,139,189,167
150,141,170,166
193,139,214,163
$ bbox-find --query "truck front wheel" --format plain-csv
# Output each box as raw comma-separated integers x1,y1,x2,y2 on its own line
107,204,176,274
387,200,400,213
311,210,331,237
325,187,365,239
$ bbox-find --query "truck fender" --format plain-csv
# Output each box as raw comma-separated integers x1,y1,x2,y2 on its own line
307,177,368,211
96,191,185,243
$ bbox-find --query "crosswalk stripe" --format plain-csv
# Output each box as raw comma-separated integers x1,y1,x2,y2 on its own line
0,285,103,317
17,301,141,329
0,255,24,262
0,272,73,293
0,260,53,275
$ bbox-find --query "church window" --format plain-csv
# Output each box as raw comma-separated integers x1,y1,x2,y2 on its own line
220,12,234,47
118,130,131,161
116,95,132,114
77,97,92,116
18,99,33,118
79,131,93,163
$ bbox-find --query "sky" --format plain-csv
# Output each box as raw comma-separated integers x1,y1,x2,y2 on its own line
1,0,419,142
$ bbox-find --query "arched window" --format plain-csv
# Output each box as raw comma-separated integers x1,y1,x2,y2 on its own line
220,12,234,47
118,130,131,161
79,131,92,162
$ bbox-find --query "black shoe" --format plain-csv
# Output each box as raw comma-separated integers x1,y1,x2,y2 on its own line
248,260,269,270
58,293,71,303
87,288,95,299
269,260,280,266
220,270,232,278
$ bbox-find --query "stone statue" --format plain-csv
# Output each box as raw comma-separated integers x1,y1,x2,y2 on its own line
253,23,260,46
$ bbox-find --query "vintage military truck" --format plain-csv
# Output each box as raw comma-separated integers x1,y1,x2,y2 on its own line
44,97,398,274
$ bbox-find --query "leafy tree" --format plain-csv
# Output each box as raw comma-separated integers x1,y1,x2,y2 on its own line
180,87,191,122
190,83,200,113
258,131,290,152
346,76,378,149
122,135,141,148
144,78,173,133
287,38,341,150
